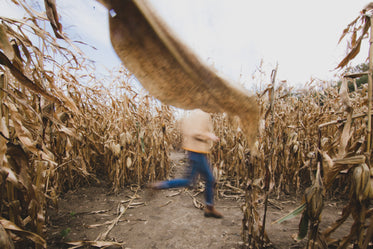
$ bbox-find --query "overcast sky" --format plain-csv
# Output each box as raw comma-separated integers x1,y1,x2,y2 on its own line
1,0,372,88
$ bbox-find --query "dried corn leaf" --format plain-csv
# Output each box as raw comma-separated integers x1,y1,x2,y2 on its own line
48,82,80,113
336,16,370,69
325,163,353,190
1,88,43,124
0,217,46,248
0,23,14,60
0,51,61,104
6,101,55,163
10,40,24,73
56,125,77,138
0,167,20,187
6,102,37,152
0,117,9,165
338,16,360,44
351,30,357,48
6,143,37,201
66,240,124,249
104,0,259,144
338,84,353,158
0,223,14,249
321,151,333,179
339,78,351,109
333,155,366,165
44,0,62,38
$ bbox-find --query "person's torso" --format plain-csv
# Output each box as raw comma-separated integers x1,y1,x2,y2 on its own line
182,110,213,153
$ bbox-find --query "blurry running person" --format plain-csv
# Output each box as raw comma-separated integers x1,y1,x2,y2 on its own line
150,109,223,218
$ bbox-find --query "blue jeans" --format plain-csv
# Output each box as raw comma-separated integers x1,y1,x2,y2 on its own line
159,151,215,206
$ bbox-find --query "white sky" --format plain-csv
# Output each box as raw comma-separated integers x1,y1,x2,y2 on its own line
1,0,372,88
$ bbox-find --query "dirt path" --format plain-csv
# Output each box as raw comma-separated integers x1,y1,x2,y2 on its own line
47,152,243,249
47,152,353,249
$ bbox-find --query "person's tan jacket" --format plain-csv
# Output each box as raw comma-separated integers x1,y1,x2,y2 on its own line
181,109,215,154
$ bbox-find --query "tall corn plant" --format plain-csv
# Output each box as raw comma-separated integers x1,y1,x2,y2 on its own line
0,1,85,247
314,6,373,248
269,5,373,248
212,75,370,247
211,82,344,193
0,1,176,247
83,75,175,192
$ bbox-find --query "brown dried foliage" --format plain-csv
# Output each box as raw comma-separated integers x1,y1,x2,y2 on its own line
1,1,373,248
211,79,372,247
0,2,176,247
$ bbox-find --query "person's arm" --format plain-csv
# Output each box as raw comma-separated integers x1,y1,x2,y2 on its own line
183,109,219,143
191,132,219,143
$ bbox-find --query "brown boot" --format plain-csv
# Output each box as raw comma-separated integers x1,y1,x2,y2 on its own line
204,205,223,218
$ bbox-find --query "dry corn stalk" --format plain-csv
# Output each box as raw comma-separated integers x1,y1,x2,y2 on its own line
1,1,373,248
0,1,175,247
235,71,370,246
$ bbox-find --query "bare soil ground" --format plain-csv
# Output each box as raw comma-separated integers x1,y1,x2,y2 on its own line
46,152,354,249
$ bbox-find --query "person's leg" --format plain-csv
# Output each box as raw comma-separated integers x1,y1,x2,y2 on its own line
151,152,198,189
158,178,189,188
192,153,223,218
197,154,215,206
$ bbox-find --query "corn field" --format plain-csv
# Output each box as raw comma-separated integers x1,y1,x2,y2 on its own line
0,1,373,249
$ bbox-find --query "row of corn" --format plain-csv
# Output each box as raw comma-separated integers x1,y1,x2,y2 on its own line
0,4,177,247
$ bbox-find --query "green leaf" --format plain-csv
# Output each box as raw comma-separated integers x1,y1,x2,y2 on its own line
272,203,306,224
61,228,71,238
